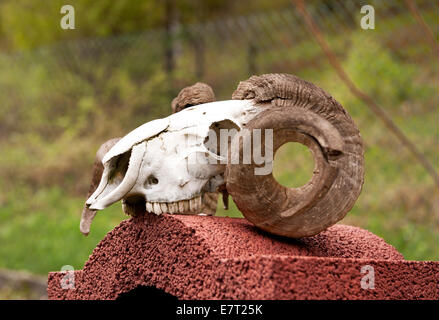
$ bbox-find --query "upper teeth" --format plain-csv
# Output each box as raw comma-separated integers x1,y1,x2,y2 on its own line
146,195,203,215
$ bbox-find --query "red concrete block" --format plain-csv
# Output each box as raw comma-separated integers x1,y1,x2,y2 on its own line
47,214,439,300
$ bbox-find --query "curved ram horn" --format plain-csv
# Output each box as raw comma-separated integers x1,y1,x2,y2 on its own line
226,74,364,238
172,82,216,113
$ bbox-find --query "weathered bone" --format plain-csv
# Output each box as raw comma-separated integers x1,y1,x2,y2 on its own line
87,141,147,210
79,138,120,235
85,99,260,208
81,74,364,239
80,82,219,235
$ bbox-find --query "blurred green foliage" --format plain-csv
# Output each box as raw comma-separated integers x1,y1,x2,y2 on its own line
0,0,439,278
0,184,122,274
0,0,293,51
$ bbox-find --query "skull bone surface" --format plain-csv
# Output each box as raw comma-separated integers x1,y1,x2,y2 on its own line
86,99,262,215
83,73,365,239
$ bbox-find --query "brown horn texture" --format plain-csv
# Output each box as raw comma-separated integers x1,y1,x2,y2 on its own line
171,82,216,113
226,74,364,238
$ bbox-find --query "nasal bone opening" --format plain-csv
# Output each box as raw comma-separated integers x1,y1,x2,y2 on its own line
87,142,147,210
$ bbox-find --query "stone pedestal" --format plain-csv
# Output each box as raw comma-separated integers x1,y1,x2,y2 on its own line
47,214,439,299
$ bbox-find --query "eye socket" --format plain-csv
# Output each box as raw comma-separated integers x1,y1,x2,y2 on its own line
147,175,159,185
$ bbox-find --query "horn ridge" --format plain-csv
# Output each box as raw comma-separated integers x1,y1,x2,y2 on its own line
227,74,364,238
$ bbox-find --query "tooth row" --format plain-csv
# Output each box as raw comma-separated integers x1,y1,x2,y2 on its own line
146,195,203,215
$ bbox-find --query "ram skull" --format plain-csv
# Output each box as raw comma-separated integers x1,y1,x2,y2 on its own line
80,74,364,239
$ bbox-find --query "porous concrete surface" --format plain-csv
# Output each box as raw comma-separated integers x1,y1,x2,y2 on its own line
48,214,439,299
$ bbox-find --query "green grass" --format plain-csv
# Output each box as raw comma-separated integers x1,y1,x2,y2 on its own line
0,185,124,274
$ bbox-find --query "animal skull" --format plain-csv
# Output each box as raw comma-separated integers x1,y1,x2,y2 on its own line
86,99,261,214
81,74,365,239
